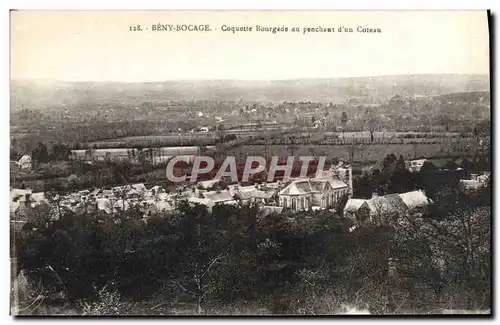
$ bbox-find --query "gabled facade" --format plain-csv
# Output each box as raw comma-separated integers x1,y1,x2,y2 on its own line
277,177,349,212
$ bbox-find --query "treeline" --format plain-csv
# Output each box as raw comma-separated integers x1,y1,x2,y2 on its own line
353,154,490,200
14,181,490,315
11,91,490,154
12,159,165,193
24,143,72,164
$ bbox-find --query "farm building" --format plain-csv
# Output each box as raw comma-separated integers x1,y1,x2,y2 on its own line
344,190,433,226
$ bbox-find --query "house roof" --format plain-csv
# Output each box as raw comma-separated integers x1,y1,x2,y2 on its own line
237,189,275,200
310,180,328,192
345,190,432,216
150,185,162,192
279,180,311,195
366,194,409,215
11,189,32,202
428,158,452,168
295,181,313,194
96,198,112,214
278,177,347,196
19,155,32,164
344,199,368,213
90,188,102,197
32,191,47,199
142,199,173,213
371,194,408,213
197,179,221,190
202,190,235,202
188,197,215,208
399,190,432,209
325,178,349,189
131,183,147,192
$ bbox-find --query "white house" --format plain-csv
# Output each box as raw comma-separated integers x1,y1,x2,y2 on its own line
459,172,491,190
141,199,174,217
232,185,277,205
201,190,238,206
18,155,32,169
277,177,349,212
406,159,427,173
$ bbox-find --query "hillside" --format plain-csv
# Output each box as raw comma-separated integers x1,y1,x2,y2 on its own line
10,74,490,110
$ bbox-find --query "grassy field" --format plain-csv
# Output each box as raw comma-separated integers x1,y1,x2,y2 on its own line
226,143,475,165
81,130,476,149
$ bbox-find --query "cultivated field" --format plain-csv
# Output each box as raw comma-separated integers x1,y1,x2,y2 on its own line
83,130,473,149
227,143,477,165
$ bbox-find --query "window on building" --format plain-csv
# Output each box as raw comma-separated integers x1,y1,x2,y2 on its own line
291,197,297,211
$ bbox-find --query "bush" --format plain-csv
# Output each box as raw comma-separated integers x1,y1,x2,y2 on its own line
80,287,124,316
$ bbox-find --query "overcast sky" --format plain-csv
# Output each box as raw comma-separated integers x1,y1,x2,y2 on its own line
11,10,490,81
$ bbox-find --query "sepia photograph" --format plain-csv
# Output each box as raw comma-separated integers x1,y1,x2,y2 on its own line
9,10,491,316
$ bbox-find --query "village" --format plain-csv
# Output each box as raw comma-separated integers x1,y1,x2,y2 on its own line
10,150,491,234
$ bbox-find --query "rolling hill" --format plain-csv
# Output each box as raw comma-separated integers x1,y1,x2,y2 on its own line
11,74,490,110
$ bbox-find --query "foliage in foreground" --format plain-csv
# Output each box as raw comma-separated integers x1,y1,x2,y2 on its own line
14,182,490,315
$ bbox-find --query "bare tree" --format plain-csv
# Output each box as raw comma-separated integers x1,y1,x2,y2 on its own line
169,247,230,314
366,115,381,143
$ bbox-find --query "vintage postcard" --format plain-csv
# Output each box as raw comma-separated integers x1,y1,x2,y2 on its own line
10,10,491,316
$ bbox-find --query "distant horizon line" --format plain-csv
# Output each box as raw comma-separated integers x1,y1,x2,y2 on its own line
11,73,490,84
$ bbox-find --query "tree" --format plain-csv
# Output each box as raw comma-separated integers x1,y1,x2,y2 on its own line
353,173,373,199
84,149,94,161
217,124,226,142
382,154,398,172
31,142,50,165
51,143,71,161
112,161,132,185
347,143,365,163
165,203,236,314
341,112,348,130
366,116,381,143
388,155,413,194
393,201,491,310
46,190,65,221
10,148,20,161
14,182,490,315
